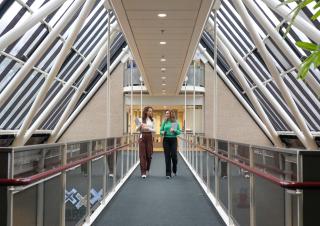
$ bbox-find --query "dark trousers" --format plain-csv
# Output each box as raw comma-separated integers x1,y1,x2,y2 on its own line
139,133,153,175
163,137,178,177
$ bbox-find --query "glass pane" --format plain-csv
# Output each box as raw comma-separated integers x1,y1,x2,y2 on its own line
218,140,228,210
65,165,88,226
44,176,62,226
91,157,104,211
255,176,285,226
230,164,250,226
13,186,37,226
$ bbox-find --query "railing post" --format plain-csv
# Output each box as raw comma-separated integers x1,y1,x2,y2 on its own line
60,144,67,226
200,138,203,180
37,150,46,226
85,141,92,223
215,139,219,204
113,138,117,188
249,145,256,226
206,139,210,192
227,141,232,224
102,139,107,199
0,148,12,226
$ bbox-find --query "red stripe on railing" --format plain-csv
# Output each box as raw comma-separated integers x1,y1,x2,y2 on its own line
0,141,136,186
179,137,320,190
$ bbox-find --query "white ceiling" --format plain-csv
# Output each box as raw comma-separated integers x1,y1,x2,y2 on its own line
110,0,214,95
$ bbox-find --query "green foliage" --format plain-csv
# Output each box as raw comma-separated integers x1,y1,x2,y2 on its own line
280,0,320,79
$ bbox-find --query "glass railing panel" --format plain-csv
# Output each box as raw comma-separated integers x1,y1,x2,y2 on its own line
255,176,285,226
13,186,37,226
230,164,250,226
115,150,122,184
201,148,207,183
217,140,228,210
253,147,297,181
66,141,90,164
43,175,63,226
65,164,88,226
13,145,62,178
208,152,216,194
91,157,104,211
106,152,115,191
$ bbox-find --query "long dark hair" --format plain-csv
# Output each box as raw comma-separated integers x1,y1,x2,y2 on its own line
166,110,176,122
142,106,153,123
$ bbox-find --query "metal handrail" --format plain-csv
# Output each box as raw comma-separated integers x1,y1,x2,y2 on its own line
179,136,320,190
0,142,135,187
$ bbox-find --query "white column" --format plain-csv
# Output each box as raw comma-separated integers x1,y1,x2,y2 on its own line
213,9,218,139
20,25,118,145
217,38,283,147
199,44,273,140
130,58,133,135
261,0,320,43
56,47,129,140
233,0,317,150
244,0,320,96
0,0,84,108
140,76,143,118
0,0,68,51
193,61,196,135
13,0,95,146
107,9,111,138
184,77,187,135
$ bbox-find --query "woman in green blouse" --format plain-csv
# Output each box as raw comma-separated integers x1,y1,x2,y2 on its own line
160,110,181,179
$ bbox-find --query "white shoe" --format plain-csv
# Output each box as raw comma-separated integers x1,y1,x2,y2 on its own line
108,173,114,178
166,176,171,179
141,175,146,179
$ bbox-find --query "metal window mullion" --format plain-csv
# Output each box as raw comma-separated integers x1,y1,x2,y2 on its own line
0,0,84,108
261,0,320,43
233,0,317,150
21,22,118,144
13,0,95,146
208,18,315,149
199,44,274,139
48,20,114,143
0,0,67,51
57,47,129,141
217,37,283,146
244,0,320,96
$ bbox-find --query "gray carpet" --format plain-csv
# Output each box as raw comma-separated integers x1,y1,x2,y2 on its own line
93,153,225,226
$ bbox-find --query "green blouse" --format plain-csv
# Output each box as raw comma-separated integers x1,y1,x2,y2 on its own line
160,120,181,138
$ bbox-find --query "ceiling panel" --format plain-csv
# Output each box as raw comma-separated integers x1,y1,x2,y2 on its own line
110,0,213,95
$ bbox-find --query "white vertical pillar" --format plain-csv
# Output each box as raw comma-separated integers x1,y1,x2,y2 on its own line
233,0,317,150
184,77,187,136
140,76,143,118
130,58,133,135
193,61,196,136
107,8,111,138
213,9,218,139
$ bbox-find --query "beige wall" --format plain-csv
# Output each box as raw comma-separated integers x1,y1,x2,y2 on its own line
205,63,272,146
58,63,124,142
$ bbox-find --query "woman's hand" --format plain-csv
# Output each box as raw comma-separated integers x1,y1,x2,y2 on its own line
170,128,174,133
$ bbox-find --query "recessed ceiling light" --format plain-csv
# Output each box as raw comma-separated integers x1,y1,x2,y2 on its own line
161,68,166,71
161,76,167,79
160,58,166,62
158,13,167,18
160,41,166,45
162,83,166,86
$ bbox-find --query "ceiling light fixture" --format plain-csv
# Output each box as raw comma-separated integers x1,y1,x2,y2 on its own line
161,76,167,79
162,83,166,86
161,67,166,71
160,41,166,45
160,58,166,62
158,13,167,18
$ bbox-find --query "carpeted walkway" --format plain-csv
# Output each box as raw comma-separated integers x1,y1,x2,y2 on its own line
93,152,226,226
